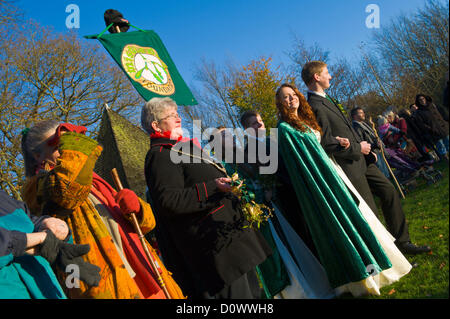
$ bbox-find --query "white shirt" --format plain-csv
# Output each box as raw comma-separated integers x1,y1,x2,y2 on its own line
307,89,327,98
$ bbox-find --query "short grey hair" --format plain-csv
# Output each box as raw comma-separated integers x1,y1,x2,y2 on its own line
141,97,178,134
21,120,59,177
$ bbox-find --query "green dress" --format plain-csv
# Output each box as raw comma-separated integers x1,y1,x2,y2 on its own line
221,161,290,298
277,121,392,288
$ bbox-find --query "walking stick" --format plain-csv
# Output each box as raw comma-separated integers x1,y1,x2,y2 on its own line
368,117,406,199
111,168,172,299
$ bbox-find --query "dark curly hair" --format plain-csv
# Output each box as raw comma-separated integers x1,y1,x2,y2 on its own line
275,83,322,134
415,93,432,107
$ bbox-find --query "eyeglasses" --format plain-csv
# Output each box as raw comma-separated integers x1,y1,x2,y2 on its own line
159,113,180,121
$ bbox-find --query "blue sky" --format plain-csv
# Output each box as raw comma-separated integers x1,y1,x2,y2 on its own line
18,0,429,88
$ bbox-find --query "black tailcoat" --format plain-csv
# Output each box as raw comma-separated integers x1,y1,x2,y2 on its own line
307,93,410,243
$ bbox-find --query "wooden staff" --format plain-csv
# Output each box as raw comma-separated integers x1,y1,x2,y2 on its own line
111,168,172,299
368,117,406,199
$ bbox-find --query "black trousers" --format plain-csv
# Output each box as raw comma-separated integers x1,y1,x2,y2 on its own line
347,163,410,244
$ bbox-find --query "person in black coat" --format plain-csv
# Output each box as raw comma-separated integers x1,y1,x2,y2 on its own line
239,110,319,258
141,97,271,299
398,108,435,163
414,94,449,161
351,107,391,179
301,61,431,255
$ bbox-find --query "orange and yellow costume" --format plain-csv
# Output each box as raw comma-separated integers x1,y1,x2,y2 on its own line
22,132,184,299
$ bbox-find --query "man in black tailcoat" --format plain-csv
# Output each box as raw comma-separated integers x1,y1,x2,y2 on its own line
301,61,431,255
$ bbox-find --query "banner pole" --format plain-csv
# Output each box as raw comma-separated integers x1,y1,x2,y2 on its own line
111,168,172,299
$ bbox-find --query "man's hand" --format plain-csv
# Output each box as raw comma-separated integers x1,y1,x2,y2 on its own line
360,141,372,155
38,217,69,241
336,136,350,149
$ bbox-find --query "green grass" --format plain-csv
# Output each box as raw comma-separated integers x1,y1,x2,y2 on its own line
365,161,449,299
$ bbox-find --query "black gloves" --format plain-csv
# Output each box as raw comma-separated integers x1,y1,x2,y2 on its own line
38,230,101,287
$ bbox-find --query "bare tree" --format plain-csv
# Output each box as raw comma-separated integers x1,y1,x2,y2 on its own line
286,0,448,116
0,0,21,26
286,34,330,92
0,14,143,198
287,34,364,111
181,58,241,133
369,0,449,107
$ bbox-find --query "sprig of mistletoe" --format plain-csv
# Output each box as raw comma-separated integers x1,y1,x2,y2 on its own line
330,97,348,116
229,172,273,229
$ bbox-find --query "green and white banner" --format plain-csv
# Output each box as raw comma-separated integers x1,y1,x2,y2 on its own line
85,30,197,105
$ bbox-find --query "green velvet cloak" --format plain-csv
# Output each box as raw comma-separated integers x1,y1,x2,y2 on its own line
277,121,392,288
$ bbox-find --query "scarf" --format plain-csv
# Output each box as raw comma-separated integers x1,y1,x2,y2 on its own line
91,172,163,298
150,130,201,148
378,123,391,138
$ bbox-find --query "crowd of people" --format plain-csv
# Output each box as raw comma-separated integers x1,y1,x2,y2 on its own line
350,92,448,188
1,60,447,299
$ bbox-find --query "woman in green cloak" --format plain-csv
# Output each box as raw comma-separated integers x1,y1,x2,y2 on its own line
275,83,412,297
210,127,336,299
